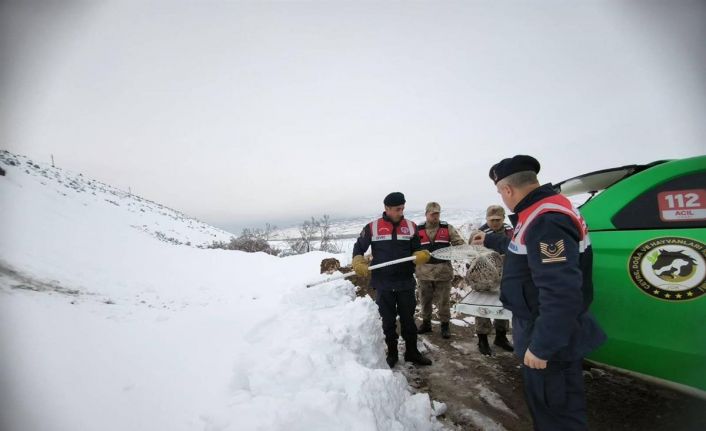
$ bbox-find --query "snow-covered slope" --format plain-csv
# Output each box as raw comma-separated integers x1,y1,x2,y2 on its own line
0,151,439,431
0,151,234,247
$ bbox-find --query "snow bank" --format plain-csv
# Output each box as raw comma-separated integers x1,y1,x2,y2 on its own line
0,152,437,431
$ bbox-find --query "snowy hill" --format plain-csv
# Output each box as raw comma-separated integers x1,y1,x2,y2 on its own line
0,151,235,247
0,151,440,431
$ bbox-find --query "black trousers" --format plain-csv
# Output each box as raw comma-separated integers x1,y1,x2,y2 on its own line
375,288,418,349
521,360,588,431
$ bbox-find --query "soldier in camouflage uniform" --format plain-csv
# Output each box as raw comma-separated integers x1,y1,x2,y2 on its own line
469,205,514,355
415,202,466,339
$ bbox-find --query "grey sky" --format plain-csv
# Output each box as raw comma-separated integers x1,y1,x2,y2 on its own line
2,0,705,232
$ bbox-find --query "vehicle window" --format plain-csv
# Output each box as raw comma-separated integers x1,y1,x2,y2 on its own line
611,172,706,229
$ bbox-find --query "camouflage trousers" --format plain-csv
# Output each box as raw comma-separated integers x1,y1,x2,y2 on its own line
418,279,451,323
475,317,510,335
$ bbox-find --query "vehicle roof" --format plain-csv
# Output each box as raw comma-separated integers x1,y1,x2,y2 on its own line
553,161,667,197
568,155,706,230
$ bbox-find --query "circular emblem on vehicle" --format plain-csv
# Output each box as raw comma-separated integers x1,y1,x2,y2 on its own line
628,237,706,301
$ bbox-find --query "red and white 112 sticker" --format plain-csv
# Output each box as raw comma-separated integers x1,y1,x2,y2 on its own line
658,189,706,221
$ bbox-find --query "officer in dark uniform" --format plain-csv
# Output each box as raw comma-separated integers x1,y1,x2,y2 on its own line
352,192,433,368
472,155,606,431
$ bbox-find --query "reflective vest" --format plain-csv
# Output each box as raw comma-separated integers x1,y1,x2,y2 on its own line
508,194,590,255
418,222,450,264
369,218,416,242
481,223,514,239
365,217,418,285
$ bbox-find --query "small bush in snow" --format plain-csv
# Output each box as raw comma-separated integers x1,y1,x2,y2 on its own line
208,228,280,256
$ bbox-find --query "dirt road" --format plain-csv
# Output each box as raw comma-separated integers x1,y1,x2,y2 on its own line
398,320,706,430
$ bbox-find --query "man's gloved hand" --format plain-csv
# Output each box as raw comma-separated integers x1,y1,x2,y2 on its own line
351,255,370,277
413,250,431,265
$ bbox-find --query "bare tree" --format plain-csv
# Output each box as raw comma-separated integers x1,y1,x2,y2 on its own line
291,217,318,254
318,214,342,253
263,223,277,241
318,214,332,251
288,215,342,254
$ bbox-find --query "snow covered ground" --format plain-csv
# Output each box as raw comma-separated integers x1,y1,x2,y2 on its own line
0,151,441,431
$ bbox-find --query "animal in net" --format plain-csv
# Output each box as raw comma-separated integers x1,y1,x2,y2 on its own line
463,246,504,292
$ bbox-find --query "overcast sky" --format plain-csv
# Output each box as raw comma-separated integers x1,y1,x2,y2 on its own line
2,0,705,232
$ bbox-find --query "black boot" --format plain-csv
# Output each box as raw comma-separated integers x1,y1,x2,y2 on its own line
494,331,514,352
386,340,399,368
404,341,432,366
477,334,492,356
440,322,450,339
417,319,432,334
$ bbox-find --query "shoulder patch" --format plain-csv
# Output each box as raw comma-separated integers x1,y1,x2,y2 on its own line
539,239,567,263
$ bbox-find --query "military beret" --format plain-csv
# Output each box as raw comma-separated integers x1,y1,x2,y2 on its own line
383,192,406,206
489,155,541,184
